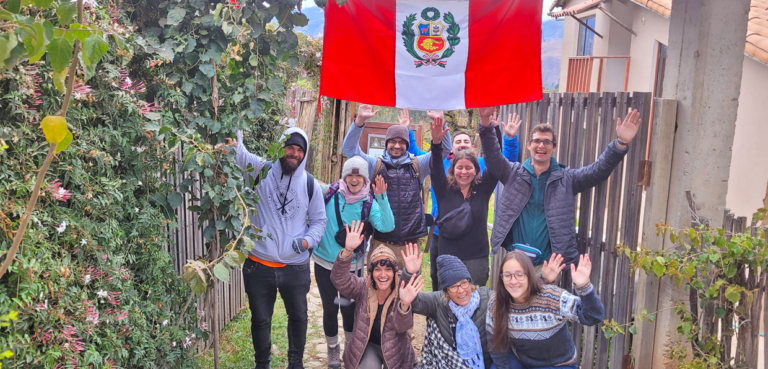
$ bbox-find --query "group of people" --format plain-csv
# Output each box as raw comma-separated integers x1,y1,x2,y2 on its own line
235,105,643,369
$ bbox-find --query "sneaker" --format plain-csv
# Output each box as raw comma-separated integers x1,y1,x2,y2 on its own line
327,344,341,369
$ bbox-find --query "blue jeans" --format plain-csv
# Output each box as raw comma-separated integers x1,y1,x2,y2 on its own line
243,259,310,368
491,350,578,369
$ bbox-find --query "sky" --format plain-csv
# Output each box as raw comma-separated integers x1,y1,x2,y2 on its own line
301,0,555,21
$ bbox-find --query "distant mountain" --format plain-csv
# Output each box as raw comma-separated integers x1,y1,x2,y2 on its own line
297,13,564,91
541,19,564,90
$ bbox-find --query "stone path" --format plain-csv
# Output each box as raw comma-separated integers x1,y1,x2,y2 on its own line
302,264,426,368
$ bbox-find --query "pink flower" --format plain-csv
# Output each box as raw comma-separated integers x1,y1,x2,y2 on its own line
47,180,72,202
137,101,160,115
107,292,121,306
113,68,146,93
84,300,99,325
72,81,92,100
115,310,128,321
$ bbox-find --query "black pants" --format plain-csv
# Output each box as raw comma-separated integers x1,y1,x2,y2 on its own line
243,259,310,368
314,263,356,337
429,234,440,291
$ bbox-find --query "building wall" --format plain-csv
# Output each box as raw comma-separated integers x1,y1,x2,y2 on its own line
626,5,670,92
726,56,768,216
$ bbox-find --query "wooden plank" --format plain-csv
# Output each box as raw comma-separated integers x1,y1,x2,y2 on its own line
610,92,652,368
593,92,615,369
549,92,562,139
632,98,678,368
577,92,600,369
538,94,550,124
559,93,574,164
569,93,587,169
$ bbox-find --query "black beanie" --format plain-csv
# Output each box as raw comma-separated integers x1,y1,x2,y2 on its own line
437,255,472,290
284,132,307,152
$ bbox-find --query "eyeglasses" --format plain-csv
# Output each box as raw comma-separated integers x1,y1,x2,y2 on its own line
530,139,554,147
448,280,470,293
501,271,527,282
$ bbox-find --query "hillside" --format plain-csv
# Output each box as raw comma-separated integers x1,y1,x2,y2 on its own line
297,10,564,91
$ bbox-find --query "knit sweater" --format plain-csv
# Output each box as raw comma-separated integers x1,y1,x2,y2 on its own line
486,284,604,368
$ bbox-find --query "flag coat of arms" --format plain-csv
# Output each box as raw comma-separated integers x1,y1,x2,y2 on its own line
319,0,543,110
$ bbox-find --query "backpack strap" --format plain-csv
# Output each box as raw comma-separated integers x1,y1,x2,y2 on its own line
324,181,340,204
253,161,274,186
306,173,315,203
411,156,423,192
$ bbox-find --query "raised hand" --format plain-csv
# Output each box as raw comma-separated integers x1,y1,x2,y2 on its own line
500,113,522,139
400,243,423,274
541,253,566,284
399,109,412,130
399,274,425,308
570,254,592,288
344,220,366,252
479,106,496,126
430,117,449,144
372,175,387,196
355,104,380,127
426,110,444,120
615,109,641,146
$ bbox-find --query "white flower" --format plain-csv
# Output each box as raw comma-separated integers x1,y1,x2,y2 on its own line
194,10,200,16
132,146,146,153
84,274,92,284
97,290,108,298
137,181,143,186
32,217,42,227
315,52,321,58
135,208,139,213
162,320,168,326
81,238,87,245
172,342,176,347
55,221,67,233
73,92,83,100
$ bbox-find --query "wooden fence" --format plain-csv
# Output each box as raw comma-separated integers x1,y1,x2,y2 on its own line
491,91,653,369
164,146,246,351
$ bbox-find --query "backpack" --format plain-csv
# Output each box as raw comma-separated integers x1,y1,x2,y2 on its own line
254,161,315,202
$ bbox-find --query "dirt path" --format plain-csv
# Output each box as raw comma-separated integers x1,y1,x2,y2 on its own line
303,264,426,368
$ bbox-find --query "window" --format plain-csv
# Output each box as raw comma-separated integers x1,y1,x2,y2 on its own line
577,17,596,56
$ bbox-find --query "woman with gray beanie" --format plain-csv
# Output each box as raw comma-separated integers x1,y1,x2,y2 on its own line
399,244,494,369
313,155,395,369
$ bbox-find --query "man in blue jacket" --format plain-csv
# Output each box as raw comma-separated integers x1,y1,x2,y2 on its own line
400,109,521,290
342,104,452,269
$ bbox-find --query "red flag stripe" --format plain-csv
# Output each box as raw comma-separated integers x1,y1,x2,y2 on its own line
465,0,543,108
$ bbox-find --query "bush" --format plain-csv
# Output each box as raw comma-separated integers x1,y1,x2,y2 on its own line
0,33,198,369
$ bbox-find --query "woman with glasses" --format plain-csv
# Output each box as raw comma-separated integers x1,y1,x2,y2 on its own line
486,251,604,369
427,114,520,287
397,244,493,369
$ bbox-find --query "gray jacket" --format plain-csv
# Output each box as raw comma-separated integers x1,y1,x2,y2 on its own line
479,124,628,266
402,270,492,368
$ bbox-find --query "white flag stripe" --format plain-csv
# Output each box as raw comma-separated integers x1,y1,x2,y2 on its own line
394,0,470,110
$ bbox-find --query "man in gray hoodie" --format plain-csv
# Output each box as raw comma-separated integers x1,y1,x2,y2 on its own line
236,127,327,369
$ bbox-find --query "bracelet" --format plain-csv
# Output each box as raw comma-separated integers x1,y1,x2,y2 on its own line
616,139,628,146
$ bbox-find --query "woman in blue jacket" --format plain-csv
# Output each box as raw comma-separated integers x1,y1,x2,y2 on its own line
313,155,395,369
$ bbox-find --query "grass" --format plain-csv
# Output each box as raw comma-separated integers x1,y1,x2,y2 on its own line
197,298,289,369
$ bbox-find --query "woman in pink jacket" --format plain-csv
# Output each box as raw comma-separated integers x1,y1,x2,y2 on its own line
331,220,423,369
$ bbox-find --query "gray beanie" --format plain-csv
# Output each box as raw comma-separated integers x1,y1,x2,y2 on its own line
341,156,370,182
437,255,472,290
385,125,410,150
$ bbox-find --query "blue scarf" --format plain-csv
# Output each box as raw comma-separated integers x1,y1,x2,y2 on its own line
449,290,483,369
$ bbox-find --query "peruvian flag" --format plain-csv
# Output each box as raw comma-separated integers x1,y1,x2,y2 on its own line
319,0,543,110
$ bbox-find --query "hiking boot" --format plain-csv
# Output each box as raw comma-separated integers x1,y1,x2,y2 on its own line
327,344,341,369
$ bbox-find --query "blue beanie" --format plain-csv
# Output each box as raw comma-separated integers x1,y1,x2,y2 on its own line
437,255,472,290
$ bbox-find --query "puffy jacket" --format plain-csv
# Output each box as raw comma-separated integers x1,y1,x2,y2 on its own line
401,270,493,368
331,252,415,369
374,159,426,242
479,124,628,266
